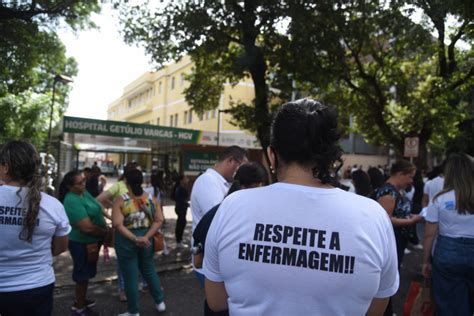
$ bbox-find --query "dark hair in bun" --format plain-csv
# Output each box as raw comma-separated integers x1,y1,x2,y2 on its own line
125,169,144,196
270,98,343,185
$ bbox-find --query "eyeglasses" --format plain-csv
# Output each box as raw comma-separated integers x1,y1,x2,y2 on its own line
74,178,86,185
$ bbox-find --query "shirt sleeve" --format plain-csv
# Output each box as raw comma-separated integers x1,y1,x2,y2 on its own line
425,201,439,223
202,206,224,282
54,203,72,237
107,182,119,198
374,212,399,298
423,180,431,195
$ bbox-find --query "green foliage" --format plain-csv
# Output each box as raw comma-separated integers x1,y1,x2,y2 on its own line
0,92,50,148
119,0,297,149
289,0,473,159
0,1,99,143
119,0,472,159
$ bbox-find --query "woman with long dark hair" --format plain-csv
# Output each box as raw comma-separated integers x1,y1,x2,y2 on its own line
0,140,70,316
423,153,474,315
113,169,166,316
59,170,110,316
203,99,399,315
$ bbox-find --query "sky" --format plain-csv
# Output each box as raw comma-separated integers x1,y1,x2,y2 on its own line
59,6,152,120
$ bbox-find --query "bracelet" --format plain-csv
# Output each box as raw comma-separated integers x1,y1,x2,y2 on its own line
133,236,138,243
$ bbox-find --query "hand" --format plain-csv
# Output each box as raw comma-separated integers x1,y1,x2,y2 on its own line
410,214,423,224
422,262,432,278
134,236,151,248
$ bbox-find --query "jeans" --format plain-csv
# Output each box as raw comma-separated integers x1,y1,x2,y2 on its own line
115,228,164,314
0,283,54,316
432,235,474,316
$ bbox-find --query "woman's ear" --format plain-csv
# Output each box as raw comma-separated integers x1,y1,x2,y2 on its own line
267,147,276,172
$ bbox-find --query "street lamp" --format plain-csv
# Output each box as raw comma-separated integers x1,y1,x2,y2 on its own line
48,74,74,141
44,74,73,193
217,109,231,147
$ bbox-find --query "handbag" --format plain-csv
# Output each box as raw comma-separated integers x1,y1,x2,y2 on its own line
86,242,100,264
153,230,165,253
403,280,435,316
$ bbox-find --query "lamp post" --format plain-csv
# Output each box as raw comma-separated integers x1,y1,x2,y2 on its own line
44,74,73,193
217,109,231,147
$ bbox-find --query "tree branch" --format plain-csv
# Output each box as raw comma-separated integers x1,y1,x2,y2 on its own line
0,1,74,22
448,66,474,92
447,20,468,74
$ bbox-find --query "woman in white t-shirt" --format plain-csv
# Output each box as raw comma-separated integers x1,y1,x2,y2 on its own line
422,153,474,315
203,99,399,315
0,141,71,316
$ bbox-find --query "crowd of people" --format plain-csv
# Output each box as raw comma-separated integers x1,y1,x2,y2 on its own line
0,98,473,316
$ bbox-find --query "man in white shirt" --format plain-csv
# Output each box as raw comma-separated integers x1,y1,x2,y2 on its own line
190,146,247,286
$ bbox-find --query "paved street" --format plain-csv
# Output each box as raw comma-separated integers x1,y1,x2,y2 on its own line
52,200,425,315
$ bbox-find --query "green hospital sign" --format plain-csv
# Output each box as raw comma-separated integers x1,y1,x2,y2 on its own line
63,116,202,144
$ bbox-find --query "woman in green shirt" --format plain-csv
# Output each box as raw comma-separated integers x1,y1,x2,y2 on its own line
59,170,111,316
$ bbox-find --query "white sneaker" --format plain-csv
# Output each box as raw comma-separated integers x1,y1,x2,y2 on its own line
156,302,166,312
117,312,139,316
404,248,411,254
162,247,170,256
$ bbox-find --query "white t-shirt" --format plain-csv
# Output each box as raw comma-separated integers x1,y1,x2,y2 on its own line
423,176,444,205
0,185,71,292
203,183,399,315
425,190,474,238
190,168,230,232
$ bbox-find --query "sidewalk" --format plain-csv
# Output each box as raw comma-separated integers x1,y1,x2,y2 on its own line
53,204,193,288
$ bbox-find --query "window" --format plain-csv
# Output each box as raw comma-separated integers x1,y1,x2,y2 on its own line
199,112,204,121
183,111,188,124
188,110,193,124
169,115,173,127
174,114,178,127
212,109,217,119
171,77,175,90
157,117,160,125
180,73,185,85
159,82,162,94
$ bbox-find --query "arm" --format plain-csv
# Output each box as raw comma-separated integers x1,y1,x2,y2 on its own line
111,196,150,248
52,235,69,256
366,297,389,316
100,204,112,221
205,279,229,312
422,193,429,208
422,222,438,278
75,217,108,237
96,190,113,209
378,195,422,227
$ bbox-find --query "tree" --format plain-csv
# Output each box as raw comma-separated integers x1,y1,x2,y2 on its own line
119,1,300,152
0,1,100,145
288,0,473,163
